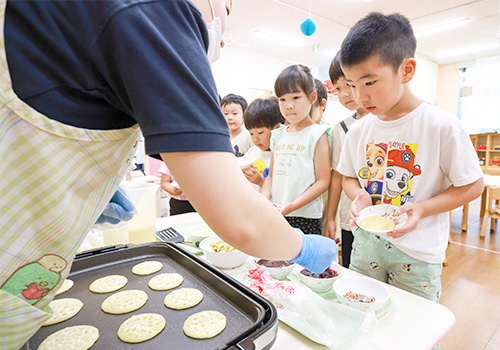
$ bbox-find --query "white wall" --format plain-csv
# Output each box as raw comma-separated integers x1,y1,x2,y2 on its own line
212,47,440,126
411,55,438,105
211,47,319,100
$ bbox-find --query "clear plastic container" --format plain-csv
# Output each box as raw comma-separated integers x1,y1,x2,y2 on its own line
102,222,129,246
124,182,159,244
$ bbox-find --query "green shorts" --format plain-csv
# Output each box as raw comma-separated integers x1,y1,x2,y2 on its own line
350,228,442,303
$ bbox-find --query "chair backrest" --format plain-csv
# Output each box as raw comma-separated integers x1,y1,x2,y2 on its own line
488,186,500,212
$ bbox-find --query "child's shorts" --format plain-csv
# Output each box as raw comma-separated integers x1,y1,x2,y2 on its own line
350,228,442,303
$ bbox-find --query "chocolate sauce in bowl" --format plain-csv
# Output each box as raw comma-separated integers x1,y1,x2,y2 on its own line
300,268,338,279
256,259,293,268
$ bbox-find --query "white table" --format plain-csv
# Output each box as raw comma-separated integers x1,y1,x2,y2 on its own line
156,213,456,350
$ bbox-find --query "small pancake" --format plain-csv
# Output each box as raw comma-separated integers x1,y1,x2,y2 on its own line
164,288,203,310
359,215,395,231
148,273,183,291
118,313,166,343
183,310,226,339
89,275,127,294
101,290,148,314
38,325,99,350
132,261,163,275
55,279,74,296
43,298,83,326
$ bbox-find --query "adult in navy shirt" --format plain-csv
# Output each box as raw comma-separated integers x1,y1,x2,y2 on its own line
1,1,338,345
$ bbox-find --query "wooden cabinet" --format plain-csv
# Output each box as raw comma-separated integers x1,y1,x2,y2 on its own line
470,133,500,175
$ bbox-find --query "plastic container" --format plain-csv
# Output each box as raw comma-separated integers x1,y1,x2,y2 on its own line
102,222,129,246
124,182,159,244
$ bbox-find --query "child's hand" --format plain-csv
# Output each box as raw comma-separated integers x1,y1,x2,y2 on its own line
350,189,371,227
242,166,264,186
387,202,423,238
171,187,184,196
279,203,294,216
325,219,340,243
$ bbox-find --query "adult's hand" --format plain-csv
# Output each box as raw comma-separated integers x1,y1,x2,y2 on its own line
289,229,338,273
95,185,135,225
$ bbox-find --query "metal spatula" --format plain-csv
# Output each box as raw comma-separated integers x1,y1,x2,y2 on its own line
156,227,185,243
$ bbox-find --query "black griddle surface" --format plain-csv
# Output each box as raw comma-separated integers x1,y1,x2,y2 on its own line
23,243,274,350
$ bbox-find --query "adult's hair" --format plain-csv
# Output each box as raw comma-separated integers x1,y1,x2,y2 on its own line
244,96,284,129
274,64,315,98
220,93,248,112
340,12,416,72
313,78,327,111
328,51,344,84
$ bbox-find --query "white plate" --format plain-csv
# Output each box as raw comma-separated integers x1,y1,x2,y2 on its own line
236,156,255,169
356,204,408,235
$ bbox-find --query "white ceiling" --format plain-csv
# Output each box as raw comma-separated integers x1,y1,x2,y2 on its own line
224,0,500,75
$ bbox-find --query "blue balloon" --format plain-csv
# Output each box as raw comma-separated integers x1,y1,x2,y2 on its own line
300,17,317,36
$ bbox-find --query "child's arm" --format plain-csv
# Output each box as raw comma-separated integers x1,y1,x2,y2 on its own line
389,177,484,238
325,170,342,240
260,153,274,199
161,151,336,268
280,134,331,216
160,172,183,196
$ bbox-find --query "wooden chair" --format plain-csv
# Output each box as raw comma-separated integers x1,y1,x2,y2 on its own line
480,186,500,238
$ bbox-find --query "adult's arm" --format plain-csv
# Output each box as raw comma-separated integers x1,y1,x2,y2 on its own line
162,151,303,259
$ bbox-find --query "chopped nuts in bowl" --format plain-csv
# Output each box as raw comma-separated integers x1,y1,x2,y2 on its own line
199,236,248,269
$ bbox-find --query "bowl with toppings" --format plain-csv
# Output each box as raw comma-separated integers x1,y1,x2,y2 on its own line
356,204,408,235
185,223,217,246
199,236,248,269
333,276,390,312
254,259,295,280
296,262,343,292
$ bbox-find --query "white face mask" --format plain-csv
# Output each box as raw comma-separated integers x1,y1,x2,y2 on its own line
206,16,222,63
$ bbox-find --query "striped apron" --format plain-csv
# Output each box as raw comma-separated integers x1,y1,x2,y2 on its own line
0,2,141,348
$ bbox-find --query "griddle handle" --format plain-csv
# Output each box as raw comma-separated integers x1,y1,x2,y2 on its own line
75,244,134,259
230,338,256,350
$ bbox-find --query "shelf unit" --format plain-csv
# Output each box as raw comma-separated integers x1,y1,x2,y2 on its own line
470,133,500,175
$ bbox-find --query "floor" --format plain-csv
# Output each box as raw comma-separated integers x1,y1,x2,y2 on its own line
439,198,500,350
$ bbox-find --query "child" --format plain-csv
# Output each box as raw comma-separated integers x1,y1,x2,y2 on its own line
309,78,335,237
261,65,331,235
241,96,284,190
158,162,195,216
220,93,253,157
309,78,328,125
337,12,484,303
325,51,369,268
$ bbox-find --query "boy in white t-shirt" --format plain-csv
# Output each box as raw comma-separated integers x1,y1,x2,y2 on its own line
337,12,483,303
240,96,284,190
325,52,368,268
220,94,253,157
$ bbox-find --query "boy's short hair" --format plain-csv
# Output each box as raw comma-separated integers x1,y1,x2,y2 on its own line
328,51,344,84
244,96,284,130
313,78,327,110
220,93,248,112
340,12,416,72
274,64,315,98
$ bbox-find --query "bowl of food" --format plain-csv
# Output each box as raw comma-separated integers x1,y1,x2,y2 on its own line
356,204,408,235
199,236,248,269
254,259,295,280
296,262,343,292
185,224,217,246
333,276,390,312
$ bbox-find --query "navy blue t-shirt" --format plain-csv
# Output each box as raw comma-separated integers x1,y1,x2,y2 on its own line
4,0,232,155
